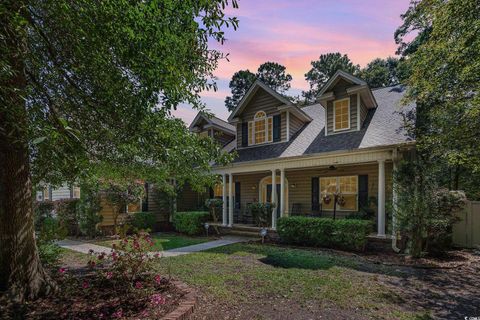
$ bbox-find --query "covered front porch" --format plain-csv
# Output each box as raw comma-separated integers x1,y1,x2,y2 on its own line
214,148,397,237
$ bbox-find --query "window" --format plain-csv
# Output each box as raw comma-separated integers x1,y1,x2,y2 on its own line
73,186,81,198
334,98,350,131
213,183,234,197
319,176,358,211
248,111,273,145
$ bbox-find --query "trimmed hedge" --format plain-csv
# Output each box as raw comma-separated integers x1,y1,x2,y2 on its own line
131,212,156,231
173,211,210,235
277,216,373,251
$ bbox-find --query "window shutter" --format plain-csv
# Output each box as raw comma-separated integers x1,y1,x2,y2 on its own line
311,177,320,211
235,182,241,209
273,114,281,142
241,122,248,147
358,175,368,209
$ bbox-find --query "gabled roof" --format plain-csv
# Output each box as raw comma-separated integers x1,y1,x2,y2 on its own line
228,80,311,122
317,70,377,109
189,112,235,135
230,85,415,164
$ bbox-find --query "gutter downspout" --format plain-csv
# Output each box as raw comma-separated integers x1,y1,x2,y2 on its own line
392,148,401,253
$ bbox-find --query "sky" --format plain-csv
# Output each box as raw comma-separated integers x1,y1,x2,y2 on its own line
172,0,412,125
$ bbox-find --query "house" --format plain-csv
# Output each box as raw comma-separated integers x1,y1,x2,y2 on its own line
36,184,81,202
192,70,415,237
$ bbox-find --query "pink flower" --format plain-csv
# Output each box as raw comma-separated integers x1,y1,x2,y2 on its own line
82,280,89,289
112,309,123,318
58,267,66,274
135,281,142,289
154,274,161,284
87,260,96,268
154,253,160,258
150,293,166,306
106,272,113,279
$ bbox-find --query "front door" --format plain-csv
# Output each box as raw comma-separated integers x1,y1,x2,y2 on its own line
266,183,281,218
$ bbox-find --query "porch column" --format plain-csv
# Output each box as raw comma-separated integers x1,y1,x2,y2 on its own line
377,160,386,236
271,169,277,229
280,168,285,217
228,173,234,227
222,173,227,226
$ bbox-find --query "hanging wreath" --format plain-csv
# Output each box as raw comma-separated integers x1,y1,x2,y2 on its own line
323,194,331,204
337,195,346,206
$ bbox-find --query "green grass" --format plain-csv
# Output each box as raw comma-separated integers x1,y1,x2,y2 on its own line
95,233,213,251
154,243,423,319
59,242,425,319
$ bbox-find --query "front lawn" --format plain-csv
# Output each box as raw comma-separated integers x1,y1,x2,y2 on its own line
95,233,214,251
58,242,480,319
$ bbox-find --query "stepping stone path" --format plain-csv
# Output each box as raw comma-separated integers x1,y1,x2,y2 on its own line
57,236,250,257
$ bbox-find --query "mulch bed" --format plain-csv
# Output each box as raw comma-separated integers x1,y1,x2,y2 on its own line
0,267,188,320
360,249,480,269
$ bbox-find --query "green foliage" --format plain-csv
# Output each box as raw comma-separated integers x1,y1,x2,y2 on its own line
55,199,81,236
37,216,67,266
256,62,292,93
277,216,373,252
78,184,103,238
205,198,223,223
173,211,210,235
247,202,273,227
131,212,156,232
34,200,55,231
38,242,62,266
303,52,360,101
103,180,145,235
395,157,468,257
397,0,480,198
225,61,293,111
359,57,400,88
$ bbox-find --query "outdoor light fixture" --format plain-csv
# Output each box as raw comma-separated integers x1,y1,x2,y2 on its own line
260,227,268,244
290,183,297,188
204,222,210,237
329,165,336,170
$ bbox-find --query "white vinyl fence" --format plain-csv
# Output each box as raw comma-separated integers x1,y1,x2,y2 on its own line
453,201,480,248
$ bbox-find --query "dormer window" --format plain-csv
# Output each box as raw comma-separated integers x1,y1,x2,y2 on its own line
333,98,350,131
248,111,273,145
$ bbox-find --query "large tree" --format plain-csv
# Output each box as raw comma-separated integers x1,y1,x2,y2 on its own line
225,69,256,112
303,52,360,102
359,57,400,88
400,0,480,182
225,61,292,112
0,0,237,301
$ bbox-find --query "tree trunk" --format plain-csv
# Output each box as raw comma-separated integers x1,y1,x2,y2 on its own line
0,1,55,302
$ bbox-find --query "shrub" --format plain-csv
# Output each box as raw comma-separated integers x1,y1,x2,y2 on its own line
37,216,67,265
172,211,209,235
247,202,273,227
56,199,81,236
34,200,55,231
132,212,156,231
89,232,162,289
277,216,373,251
38,242,62,266
205,198,223,223
332,219,374,251
78,188,103,238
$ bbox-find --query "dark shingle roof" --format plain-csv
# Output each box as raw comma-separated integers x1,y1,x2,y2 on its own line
232,85,415,163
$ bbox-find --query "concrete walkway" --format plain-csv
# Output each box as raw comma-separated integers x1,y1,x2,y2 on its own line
57,235,250,258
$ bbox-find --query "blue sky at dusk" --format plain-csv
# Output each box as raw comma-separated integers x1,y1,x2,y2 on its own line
173,0,412,125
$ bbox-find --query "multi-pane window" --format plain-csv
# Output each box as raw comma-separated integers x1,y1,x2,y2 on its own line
334,98,350,131
248,111,273,145
319,176,358,211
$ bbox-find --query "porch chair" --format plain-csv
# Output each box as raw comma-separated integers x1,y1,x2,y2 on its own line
290,203,302,216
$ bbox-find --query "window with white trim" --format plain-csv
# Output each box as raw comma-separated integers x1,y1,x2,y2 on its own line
320,176,358,211
334,98,350,131
248,111,273,145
